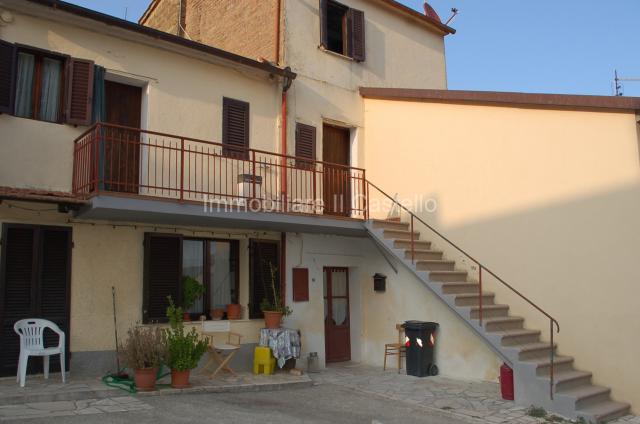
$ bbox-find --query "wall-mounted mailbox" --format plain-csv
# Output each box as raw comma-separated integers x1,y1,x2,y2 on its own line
373,273,387,292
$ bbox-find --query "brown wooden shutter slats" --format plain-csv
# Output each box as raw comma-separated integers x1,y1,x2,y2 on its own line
319,0,329,48
249,240,280,319
143,233,182,323
349,8,366,62
65,58,94,125
222,97,249,159
0,40,16,114
295,123,316,169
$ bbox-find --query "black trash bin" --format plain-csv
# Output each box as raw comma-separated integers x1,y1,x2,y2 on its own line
403,321,439,377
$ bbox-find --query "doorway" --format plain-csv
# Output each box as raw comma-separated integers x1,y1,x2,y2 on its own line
103,80,142,193
324,267,351,362
322,124,351,216
0,224,72,377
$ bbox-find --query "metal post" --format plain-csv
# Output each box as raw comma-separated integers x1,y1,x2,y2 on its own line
252,150,257,201
550,319,554,400
478,265,483,327
179,138,184,201
410,215,415,264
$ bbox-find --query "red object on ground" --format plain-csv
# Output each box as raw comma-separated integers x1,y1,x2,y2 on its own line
500,363,515,400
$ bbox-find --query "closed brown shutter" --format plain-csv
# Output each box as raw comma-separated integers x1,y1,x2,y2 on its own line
348,8,365,62
295,123,316,169
222,97,250,159
143,233,182,323
65,58,94,125
319,0,328,48
249,240,281,319
292,268,309,302
0,40,16,114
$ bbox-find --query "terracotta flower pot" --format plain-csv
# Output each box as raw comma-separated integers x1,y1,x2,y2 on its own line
171,369,191,389
210,308,225,320
227,304,242,320
183,312,191,322
263,311,283,329
134,367,158,392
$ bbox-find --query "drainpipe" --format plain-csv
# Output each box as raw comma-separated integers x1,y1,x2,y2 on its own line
281,71,292,210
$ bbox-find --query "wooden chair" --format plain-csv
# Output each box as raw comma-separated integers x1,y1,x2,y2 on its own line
201,331,242,379
383,324,406,373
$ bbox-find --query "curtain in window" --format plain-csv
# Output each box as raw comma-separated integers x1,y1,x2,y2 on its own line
210,242,232,309
92,65,106,123
39,57,62,122
14,52,35,118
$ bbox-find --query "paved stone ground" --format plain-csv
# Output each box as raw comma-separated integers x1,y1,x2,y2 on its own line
0,396,152,420
312,363,640,424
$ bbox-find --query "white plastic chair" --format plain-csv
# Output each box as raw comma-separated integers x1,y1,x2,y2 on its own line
13,319,66,387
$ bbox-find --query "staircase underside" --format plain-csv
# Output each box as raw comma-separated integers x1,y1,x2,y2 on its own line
365,219,630,423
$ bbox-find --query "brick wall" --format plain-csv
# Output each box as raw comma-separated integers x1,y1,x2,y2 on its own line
142,0,279,63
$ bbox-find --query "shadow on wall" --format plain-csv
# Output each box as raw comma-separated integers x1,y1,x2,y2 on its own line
422,182,640,409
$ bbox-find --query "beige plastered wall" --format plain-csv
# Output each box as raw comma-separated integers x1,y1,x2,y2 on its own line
363,98,640,411
0,11,281,193
283,232,501,381
0,202,279,353
283,0,447,168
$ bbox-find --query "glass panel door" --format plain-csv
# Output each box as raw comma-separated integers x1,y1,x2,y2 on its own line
182,239,205,316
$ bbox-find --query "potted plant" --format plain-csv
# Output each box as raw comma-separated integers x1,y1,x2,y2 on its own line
120,326,167,392
260,262,292,329
165,296,210,388
182,276,205,321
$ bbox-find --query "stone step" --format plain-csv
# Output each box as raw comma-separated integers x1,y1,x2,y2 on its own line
578,400,631,423
495,328,541,346
552,370,593,391
383,229,420,241
559,385,612,410
372,219,410,231
470,304,510,319
454,292,495,306
416,260,456,271
428,270,468,282
516,342,557,360
483,316,525,331
529,355,575,376
394,240,432,250
440,282,479,294
404,249,444,261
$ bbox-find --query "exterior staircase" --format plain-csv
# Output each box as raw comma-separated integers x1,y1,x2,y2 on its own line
365,218,631,423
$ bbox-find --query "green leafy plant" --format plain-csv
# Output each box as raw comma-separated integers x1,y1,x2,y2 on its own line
164,296,210,371
182,275,205,310
526,405,547,418
120,326,167,369
259,261,292,316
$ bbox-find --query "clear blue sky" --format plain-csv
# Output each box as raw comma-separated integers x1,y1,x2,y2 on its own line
68,0,640,96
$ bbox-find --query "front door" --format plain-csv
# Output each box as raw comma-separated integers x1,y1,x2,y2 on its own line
0,224,72,377
322,124,351,216
324,267,350,362
103,80,142,193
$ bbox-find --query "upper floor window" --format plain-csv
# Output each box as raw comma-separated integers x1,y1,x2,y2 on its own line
222,97,250,160
14,49,65,123
320,0,366,62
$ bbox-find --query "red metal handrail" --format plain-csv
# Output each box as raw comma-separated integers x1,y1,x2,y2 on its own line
366,179,560,400
72,123,367,218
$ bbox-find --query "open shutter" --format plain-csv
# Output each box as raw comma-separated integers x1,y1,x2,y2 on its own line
65,58,94,125
319,0,328,48
222,97,249,159
249,240,281,319
143,233,182,323
0,40,16,114
295,123,316,169
348,8,365,62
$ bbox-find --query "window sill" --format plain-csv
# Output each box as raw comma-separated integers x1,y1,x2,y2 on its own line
318,45,354,62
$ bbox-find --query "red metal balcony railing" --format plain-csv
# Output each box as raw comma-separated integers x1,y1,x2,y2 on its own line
72,123,367,219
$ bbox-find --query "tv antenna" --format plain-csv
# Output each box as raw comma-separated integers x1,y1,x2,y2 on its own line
445,8,459,26
614,70,640,96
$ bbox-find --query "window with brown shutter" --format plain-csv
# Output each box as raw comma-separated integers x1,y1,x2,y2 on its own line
143,233,182,323
348,8,366,62
222,97,250,160
0,40,16,114
65,58,94,126
249,240,281,319
295,123,316,169
320,0,365,62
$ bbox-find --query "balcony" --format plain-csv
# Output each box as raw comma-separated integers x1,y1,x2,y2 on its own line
72,124,369,235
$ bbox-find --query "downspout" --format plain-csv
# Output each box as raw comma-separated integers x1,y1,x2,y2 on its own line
281,71,292,211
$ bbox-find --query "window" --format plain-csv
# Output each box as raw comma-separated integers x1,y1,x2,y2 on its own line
320,0,366,61
222,97,250,159
143,233,239,323
295,123,316,169
0,40,95,125
249,240,282,319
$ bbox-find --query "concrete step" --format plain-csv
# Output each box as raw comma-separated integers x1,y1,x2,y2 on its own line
416,260,456,271
440,282,479,294
516,342,557,360
454,292,495,306
560,385,611,410
372,219,410,231
394,239,432,250
383,229,420,241
483,316,525,331
495,328,541,346
470,304,510,319
528,355,575,376
552,370,593,391
428,270,468,282
578,400,631,423
404,249,444,261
